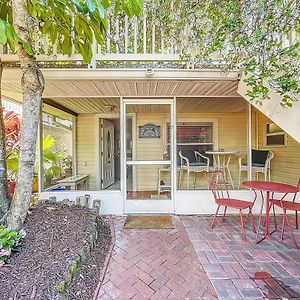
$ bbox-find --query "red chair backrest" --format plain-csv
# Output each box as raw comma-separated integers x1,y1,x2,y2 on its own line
205,170,229,201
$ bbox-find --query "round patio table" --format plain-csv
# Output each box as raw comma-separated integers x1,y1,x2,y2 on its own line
242,180,299,243
206,150,239,189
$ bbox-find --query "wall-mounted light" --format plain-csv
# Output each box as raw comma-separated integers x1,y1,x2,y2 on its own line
105,104,116,113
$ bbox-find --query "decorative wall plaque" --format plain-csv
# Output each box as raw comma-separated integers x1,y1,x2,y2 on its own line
139,123,160,138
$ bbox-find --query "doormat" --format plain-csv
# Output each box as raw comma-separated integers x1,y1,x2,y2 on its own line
123,215,174,229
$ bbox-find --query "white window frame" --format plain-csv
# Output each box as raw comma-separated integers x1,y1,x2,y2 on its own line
164,118,219,152
264,122,286,147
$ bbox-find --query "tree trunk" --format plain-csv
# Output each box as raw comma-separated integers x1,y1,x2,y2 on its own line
6,0,44,229
0,59,10,223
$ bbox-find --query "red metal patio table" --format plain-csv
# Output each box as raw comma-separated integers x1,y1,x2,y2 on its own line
242,181,299,244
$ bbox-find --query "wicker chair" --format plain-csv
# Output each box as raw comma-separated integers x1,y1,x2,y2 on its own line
238,149,274,188
178,150,210,189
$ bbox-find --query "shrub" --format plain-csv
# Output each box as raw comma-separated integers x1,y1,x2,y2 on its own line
0,226,23,267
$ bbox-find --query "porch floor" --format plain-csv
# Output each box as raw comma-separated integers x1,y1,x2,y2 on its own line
98,216,300,299
127,191,171,200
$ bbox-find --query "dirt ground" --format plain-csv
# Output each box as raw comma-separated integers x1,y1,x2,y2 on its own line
0,203,111,300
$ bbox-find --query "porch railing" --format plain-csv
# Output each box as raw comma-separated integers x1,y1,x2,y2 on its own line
0,2,182,65
1,3,299,67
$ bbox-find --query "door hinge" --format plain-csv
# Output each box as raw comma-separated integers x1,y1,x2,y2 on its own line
101,152,103,156
101,179,104,184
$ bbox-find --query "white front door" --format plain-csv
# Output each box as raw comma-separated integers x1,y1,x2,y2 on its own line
102,119,115,189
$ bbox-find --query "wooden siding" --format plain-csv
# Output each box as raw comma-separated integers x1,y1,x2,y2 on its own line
256,111,300,185
77,114,97,189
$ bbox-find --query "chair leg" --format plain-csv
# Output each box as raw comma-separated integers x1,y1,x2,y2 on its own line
238,169,241,189
256,193,265,241
272,204,277,231
239,209,247,241
284,211,299,249
249,208,256,233
280,210,286,240
222,206,227,222
193,173,197,189
211,205,220,228
295,211,298,229
187,170,190,189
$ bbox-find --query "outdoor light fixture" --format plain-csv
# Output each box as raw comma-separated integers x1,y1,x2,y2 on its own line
145,68,154,76
105,104,116,113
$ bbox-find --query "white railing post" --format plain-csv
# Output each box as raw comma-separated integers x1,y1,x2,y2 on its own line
152,23,155,54
116,15,120,54
143,6,147,54
170,0,174,54
134,17,138,54
161,30,165,54
106,19,111,53
88,37,97,69
125,15,129,54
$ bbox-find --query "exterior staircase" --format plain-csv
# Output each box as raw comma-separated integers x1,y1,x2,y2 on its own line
238,74,300,143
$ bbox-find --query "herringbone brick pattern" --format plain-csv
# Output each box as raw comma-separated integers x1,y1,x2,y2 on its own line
98,216,217,300
183,216,300,300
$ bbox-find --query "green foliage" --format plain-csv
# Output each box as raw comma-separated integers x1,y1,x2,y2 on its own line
42,135,66,186
153,0,300,107
0,225,23,266
0,18,33,55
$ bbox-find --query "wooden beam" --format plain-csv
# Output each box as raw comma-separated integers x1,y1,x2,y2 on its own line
43,98,78,116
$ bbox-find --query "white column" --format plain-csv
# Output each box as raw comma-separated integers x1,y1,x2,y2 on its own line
247,103,252,180
171,97,177,212
72,116,78,176
120,97,126,213
37,105,44,193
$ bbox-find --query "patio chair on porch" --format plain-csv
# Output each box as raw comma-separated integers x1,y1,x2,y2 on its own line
178,150,210,189
238,149,274,188
205,170,256,241
270,178,300,249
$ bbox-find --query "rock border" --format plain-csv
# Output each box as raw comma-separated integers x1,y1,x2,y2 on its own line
92,215,116,300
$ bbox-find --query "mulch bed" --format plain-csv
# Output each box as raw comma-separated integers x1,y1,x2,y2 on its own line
0,203,111,300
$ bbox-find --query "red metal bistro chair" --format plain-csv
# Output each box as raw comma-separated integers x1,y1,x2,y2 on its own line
270,178,300,249
205,170,256,241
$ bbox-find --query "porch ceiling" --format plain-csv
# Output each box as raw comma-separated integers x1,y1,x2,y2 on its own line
45,96,247,114
43,80,240,98
2,68,246,114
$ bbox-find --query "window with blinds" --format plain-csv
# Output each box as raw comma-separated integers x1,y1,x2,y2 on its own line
166,122,214,162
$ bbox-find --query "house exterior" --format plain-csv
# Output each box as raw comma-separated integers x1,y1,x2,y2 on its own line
1,11,300,216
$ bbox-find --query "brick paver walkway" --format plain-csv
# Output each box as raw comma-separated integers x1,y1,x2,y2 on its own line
98,216,217,299
182,216,300,300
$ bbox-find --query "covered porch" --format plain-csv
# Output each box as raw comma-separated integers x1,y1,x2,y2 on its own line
2,68,300,215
